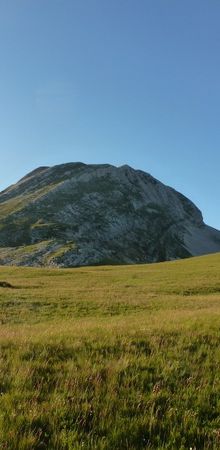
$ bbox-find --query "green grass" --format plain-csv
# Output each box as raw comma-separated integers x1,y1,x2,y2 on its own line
0,253,220,449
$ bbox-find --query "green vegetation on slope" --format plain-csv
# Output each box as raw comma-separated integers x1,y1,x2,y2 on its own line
0,253,220,449
0,240,77,267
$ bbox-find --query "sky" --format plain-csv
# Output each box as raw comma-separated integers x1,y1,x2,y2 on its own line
0,0,220,228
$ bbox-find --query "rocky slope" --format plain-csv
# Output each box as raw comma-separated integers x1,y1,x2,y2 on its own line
0,162,219,267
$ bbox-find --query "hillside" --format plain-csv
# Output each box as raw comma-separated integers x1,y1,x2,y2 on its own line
0,162,220,267
0,253,220,448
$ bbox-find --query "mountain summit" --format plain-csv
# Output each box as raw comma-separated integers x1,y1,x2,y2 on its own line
0,162,219,267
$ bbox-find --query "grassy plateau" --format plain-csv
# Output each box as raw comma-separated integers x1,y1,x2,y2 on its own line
0,253,220,449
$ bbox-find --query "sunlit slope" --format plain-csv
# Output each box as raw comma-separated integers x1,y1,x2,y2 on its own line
0,253,220,449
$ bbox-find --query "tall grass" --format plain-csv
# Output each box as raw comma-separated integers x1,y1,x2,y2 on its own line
0,253,220,449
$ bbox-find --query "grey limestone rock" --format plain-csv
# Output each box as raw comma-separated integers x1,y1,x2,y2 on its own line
0,162,219,267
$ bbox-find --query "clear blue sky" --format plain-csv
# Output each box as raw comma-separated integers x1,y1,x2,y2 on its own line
0,0,220,228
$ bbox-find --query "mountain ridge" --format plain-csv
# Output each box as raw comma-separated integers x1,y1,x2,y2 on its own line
0,162,219,267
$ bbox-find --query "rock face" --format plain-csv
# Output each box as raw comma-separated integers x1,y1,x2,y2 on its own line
0,162,219,267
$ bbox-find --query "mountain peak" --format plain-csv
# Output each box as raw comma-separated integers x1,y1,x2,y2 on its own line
0,162,219,267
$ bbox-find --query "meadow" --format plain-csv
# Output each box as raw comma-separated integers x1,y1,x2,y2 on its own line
0,253,220,449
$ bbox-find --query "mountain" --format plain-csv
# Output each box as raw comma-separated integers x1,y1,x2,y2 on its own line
0,162,220,267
